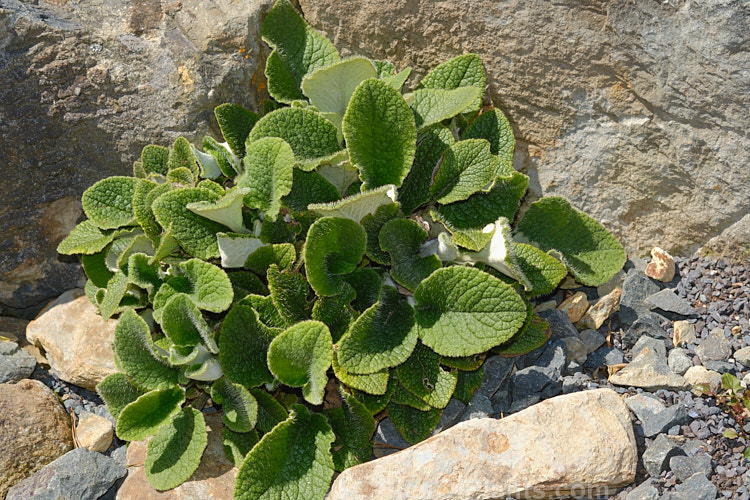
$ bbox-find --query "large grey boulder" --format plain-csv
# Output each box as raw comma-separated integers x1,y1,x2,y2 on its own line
299,0,750,259
0,0,273,316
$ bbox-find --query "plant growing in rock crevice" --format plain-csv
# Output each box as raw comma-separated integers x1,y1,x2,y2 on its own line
57,1,626,498
695,373,750,460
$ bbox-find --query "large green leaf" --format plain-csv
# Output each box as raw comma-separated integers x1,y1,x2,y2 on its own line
343,78,416,190
463,108,515,164
414,266,527,356
218,233,265,269
238,137,294,220
57,220,116,255
267,320,333,405
417,53,485,115
171,258,233,313
159,293,217,352
493,313,550,357
152,188,227,259
211,377,258,433
215,103,260,159
267,265,311,325
515,197,626,286
250,388,289,434
360,203,402,265
133,180,171,242
398,124,454,214
311,284,355,343
219,304,279,388
168,137,199,177
282,169,340,211
235,404,334,500
331,352,388,395
248,108,340,169
301,57,377,116
145,407,208,491
308,184,397,223
223,428,259,467
96,373,145,421
430,139,498,204
261,0,339,103
82,250,113,289
186,187,250,234
379,218,441,291
337,286,417,374
409,87,481,131
304,217,366,296
141,145,170,176
116,386,185,441
81,176,138,229
513,243,567,297
245,244,296,276
99,271,130,320
396,342,457,409
387,402,442,445
127,252,162,296
327,390,376,471
113,309,180,390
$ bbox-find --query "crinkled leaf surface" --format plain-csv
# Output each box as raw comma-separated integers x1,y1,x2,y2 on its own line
304,217,366,296
141,145,169,176
145,407,208,491
337,286,417,374
127,252,162,294
168,137,199,176
211,377,258,433
410,87,481,131
267,320,333,405
96,372,145,420
113,309,180,390
133,180,171,242
494,313,550,357
267,265,311,325
398,124,454,213
379,218,441,291
166,166,195,187
309,184,397,223
515,197,626,287
433,171,529,229
235,404,334,500
215,103,259,158
218,233,265,269
430,139,498,204
514,243,567,297
219,304,279,388
463,108,515,164
82,176,138,229
453,366,484,404
301,57,377,116
223,428,259,467
360,203,402,265
331,351,388,395
396,342,457,409
342,268,382,312
250,388,289,434
261,0,339,103
99,271,130,320
82,251,113,289
282,169,340,211
351,372,397,415
152,188,227,259
343,78,416,190
327,390,376,471
249,108,340,167
440,354,484,371
317,163,359,197
160,293,217,352
311,284,355,343
414,266,527,356
240,294,287,330
57,220,116,255
197,179,225,196
391,382,431,411
186,187,250,234
417,53,485,115
116,386,185,441
245,244,296,276
387,402,442,445
238,137,294,220
175,258,233,313
204,136,241,178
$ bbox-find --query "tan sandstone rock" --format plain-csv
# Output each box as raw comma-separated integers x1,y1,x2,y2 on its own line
26,290,118,391
116,414,236,500
557,291,589,323
645,247,676,282
673,320,697,347
76,411,113,453
577,288,621,330
609,347,691,391
327,389,636,500
0,379,73,495
684,366,722,391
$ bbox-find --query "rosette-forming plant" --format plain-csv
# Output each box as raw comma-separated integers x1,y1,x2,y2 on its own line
58,1,626,498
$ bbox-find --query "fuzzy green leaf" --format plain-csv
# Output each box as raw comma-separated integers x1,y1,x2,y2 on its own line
463,108,515,164
113,309,180,390
116,386,185,441
215,103,260,159
186,187,249,235
360,203,402,265
398,124,454,213
96,373,145,421
414,266,527,356
309,184,398,224
160,293,217,352
168,137,199,176
380,218,441,291
417,53,485,115
239,294,287,329
453,366,484,404
228,271,268,300
302,57,377,116
397,342,457,409
311,284,355,343
223,428,259,467
152,188,227,259
81,176,138,229
218,233,266,269
166,167,195,187
430,139,498,204
245,244,296,276
212,377,258,433
133,180,171,241
192,145,223,180
82,249,112,288
57,220,117,255
342,268,382,313
99,271,130,320
197,179,225,196
250,388,289,434
410,87,481,131
514,243,567,297
203,136,241,178
515,197,626,287
238,137,294,220
337,286,417,374
219,304,279,388
261,0,339,103
267,265,311,325
343,78,416,190
282,169,340,211
350,373,398,415
235,404,335,500
317,163,360,197
304,217,366,296
441,354,484,371
332,352,388,395
127,252,162,294
391,383,431,411
493,313,550,357
387,402,442,445
145,407,207,491
267,320,333,405
172,258,233,313
327,391,376,471
141,145,170,176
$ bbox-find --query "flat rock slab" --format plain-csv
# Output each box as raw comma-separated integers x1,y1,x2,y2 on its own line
26,289,118,390
646,289,696,317
327,389,637,500
609,347,691,391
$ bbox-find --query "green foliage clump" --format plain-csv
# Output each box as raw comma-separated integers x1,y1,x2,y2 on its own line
58,1,626,498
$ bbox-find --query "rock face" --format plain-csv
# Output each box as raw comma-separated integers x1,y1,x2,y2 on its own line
116,414,236,500
0,0,274,316
26,290,118,391
299,0,750,260
0,379,73,495
327,388,637,500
